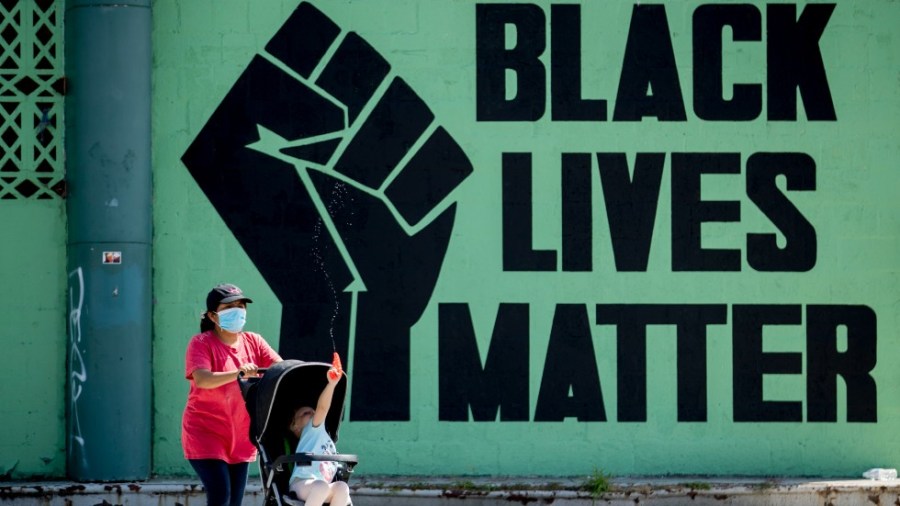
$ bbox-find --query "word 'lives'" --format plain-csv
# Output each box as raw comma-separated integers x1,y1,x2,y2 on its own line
503,152,817,273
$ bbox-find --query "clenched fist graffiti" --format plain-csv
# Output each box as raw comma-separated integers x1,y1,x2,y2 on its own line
182,2,473,420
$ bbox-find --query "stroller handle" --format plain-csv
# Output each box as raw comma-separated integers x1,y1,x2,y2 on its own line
238,367,268,378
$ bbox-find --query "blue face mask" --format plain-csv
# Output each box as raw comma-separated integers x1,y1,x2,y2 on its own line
216,307,246,333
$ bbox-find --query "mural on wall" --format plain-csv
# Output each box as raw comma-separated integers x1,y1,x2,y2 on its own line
183,2,473,420
183,1,879,426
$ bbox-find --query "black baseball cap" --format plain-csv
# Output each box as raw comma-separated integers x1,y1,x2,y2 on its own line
206,283,253,312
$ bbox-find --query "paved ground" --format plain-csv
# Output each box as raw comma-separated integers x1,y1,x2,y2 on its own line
3,475,900,505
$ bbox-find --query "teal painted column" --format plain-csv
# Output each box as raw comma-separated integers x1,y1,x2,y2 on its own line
64,0,152,481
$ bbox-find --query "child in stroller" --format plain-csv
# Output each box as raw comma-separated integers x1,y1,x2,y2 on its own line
239,357,357,506
284,360,350,506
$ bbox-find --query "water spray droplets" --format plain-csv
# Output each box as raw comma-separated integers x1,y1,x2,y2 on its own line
311,181,356,351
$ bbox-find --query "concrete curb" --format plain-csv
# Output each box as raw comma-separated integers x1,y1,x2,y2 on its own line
2,476,900,505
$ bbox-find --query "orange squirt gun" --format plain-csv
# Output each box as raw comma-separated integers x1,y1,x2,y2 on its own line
327,352,344,380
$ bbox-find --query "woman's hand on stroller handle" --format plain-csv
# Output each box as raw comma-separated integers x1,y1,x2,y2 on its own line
237,363,267,378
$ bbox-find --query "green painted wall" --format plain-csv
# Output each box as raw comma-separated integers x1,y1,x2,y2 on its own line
151,0,900,478
0,202,67,478
4,0,899,483
0,0,67,480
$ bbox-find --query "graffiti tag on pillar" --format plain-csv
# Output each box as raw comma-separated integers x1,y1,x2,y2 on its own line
68,267,88,463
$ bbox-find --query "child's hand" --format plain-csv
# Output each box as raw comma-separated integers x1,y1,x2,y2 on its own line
327,367,340,383
326,352,343,382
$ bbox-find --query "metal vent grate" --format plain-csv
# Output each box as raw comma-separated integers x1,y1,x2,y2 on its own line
0,0,65,200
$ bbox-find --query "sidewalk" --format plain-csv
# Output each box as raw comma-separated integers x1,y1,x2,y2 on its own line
2,475,900,505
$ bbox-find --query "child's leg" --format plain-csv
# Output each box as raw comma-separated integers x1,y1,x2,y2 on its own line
291,479,330,506
329,481,350,505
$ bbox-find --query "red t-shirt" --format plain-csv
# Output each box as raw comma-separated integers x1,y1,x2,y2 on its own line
181,330,282,463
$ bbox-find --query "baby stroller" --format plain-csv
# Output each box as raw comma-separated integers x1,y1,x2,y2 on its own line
240,359,358,506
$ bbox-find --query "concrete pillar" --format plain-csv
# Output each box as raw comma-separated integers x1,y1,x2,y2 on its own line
64,0,152,481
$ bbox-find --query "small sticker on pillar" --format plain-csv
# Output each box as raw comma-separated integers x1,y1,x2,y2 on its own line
102,251,122,264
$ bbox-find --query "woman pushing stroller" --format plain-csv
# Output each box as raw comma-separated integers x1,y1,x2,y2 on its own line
182,283,282,506
284,354,351,506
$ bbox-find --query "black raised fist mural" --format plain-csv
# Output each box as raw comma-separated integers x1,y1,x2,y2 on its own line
182,2,473,420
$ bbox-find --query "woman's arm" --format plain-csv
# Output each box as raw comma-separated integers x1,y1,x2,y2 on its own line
191,363,259,389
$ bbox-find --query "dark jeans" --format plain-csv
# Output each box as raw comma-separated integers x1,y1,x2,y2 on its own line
189,459,250,506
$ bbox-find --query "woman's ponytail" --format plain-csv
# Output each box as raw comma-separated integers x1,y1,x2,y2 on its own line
200,311,215,332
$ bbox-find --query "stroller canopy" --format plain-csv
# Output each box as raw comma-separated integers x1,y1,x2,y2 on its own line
243,359,348,448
